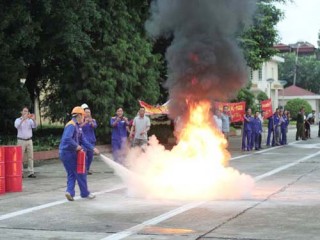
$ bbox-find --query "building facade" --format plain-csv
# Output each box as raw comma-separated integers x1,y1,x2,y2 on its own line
249,55,285,111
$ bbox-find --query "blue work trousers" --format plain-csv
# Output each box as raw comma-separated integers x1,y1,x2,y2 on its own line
252,132,261,150
242,130,252,151
266,128,273,146
111,138,127,164
86,146,94,171
60,151,90,198
281,128,287,145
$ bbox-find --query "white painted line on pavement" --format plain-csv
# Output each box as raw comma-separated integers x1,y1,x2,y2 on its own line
230,140,300,160
254,150,320,182
101,201,205,240
0,186,125,221
100,147,320,240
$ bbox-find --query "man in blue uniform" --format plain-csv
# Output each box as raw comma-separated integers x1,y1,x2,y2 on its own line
110,107,129,164
59,106,100,201
273,109,281,146
242,108,253,151
266,114,274,147
281,110,289,145
80,104,97,175
252,111,262,150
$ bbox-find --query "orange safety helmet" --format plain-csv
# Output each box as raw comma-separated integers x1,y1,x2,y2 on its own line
71,106,85,115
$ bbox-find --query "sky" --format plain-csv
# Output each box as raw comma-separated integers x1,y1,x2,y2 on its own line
275,0,320,47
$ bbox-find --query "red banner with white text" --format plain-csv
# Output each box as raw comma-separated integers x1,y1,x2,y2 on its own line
139,100,246,122
214,101,246,123
261,99,273,119
138,100,169,115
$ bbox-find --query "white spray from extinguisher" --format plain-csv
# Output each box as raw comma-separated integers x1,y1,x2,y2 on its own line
99,154,145,196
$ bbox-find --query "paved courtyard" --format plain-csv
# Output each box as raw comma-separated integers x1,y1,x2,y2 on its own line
1,125,320,240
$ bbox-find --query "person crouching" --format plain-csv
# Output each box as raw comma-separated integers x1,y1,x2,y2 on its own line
59,106,100,201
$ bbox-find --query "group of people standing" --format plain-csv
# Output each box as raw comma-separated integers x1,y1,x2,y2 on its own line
241,108,264,151
14,104,150,201
265,108,291,146
110,106,151,164
241,106,317,151
59,104,150,201
241,108,291,151
296,107,315,140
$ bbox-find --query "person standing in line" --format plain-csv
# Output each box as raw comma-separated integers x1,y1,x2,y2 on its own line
14,106,37,178
273,109,282,146
281,110,289,145
305,110,315,139
296,107,306,140
252,111,262,150
258,111,264,149
213,109,223,132
80,104,97,175
266,112,275,147
130,107,151,148
110,107,130,164
221,105,231,140
59,106,100,201
242,108,253,151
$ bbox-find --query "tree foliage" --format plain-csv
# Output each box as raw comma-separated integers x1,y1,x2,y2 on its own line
233,88,257,112
240,0,283,70
278,53,320,93
285,98,312,120
257,91,269,101
0,0,162,139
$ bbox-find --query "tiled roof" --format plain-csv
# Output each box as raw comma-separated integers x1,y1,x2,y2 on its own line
274,42,316,55
278,85,317,96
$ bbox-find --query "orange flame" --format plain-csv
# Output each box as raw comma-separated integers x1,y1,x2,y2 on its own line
126,100,254,200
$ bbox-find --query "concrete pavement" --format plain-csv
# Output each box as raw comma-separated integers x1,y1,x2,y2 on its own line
1,125,320,240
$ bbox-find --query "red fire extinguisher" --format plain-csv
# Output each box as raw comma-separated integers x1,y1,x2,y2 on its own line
77,150,86,174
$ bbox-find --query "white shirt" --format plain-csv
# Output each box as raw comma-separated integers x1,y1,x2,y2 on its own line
133,115,151,140
14,117,37,139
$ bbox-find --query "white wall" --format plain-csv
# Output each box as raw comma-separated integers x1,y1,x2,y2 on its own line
250,56,284,111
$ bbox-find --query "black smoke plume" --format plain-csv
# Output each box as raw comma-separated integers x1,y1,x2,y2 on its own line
146,0,257,119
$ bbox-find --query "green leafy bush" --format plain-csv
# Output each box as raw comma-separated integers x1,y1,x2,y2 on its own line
285,98,312,120
257,91,269,101
1,126,63,151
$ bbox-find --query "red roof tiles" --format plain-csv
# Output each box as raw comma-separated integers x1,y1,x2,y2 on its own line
278,85,317,96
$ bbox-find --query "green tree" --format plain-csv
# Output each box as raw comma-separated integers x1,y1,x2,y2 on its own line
233,88,256,112
240,0,284,70
0,1,35,132
278,53,320,93
0,0,163,141
40,0,162,139
285,98,312,120
257,91,269,101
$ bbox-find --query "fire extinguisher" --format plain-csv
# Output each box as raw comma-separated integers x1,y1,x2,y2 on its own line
77,150,86,174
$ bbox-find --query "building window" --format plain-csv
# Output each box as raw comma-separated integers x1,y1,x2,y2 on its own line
258,68,262,81
250,68,253,80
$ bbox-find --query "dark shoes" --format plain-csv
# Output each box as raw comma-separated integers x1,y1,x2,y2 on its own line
87,170,93,175
27,174,36,178
65,192,74,201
